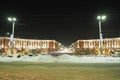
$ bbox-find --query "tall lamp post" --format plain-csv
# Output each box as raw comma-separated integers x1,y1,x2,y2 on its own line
8,17,16,55
97,15,106,55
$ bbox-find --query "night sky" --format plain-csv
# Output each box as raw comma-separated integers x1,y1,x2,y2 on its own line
0,1,120,46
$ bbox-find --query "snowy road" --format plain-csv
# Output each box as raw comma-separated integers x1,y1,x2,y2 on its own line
0,54,120,63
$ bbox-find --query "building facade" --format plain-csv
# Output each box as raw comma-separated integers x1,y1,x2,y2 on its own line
72,37,120,55
0,37,61,55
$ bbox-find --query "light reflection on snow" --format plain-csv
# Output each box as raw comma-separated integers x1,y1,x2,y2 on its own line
0,54,120,63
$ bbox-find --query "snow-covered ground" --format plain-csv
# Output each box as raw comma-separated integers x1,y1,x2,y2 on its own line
0,54,120,63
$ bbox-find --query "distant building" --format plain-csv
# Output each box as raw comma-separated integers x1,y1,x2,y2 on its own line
0,37,61,55
72,37,120,55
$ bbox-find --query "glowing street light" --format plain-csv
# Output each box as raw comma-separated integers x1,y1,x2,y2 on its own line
8,17,16,55
97,15,106,55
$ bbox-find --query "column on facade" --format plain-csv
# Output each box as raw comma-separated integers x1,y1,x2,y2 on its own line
32,40,35,49
116,39,119,48
27,41,29,48
36,41,38,48
92,41,94,48
34,41,37,48
53,41,55,49
37,41,39,48
23,40,25,48
85,41,87,48
27,40,30,48
110,40,112,48
109,40,111,48
93,41,95,48
118,39,120,48
47,41,49,48
35,41,36,48
108,40,109,48
83,41,85,48
31,41,33,49
39,41,41,48
18,40,19,48
113,40,115,48
30,41,32,49
106,40,108,48
23,41,25,48
33,41,35,48
90,41,93,48
44,41,46,48
90,41,92,48
19,40,21,48
1,38,4,51
77,41,79,48
114,40,116,48
42,40,44,48
87,41,89,48
45,41,47,48
84,41,86,48
0,38,2,48
81,41,84,48
41,41,43,48
25,41,27,48
88,40,90,48
34,41,36,48
116,40,117,48
108,40,110,48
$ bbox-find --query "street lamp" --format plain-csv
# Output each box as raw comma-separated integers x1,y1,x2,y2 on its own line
8,17,16,55
97,15,106,55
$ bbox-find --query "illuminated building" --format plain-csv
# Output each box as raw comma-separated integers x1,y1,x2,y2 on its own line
0,37,61,55
1,37,120,56
72,37,120,55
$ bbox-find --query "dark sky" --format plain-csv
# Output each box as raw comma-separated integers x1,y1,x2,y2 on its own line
0,1,120,46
